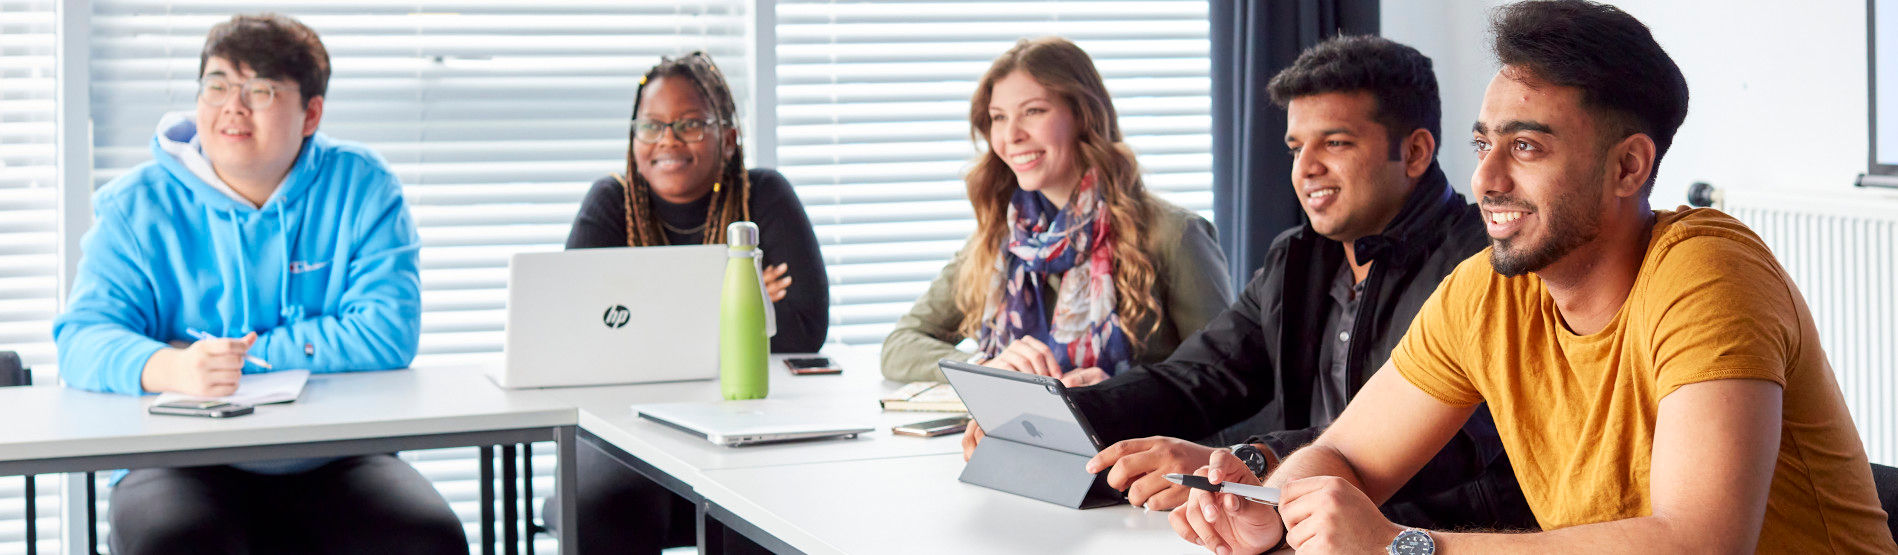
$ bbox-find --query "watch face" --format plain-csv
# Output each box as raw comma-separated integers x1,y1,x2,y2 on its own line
1391,530,1434,555
1229,445,1268,476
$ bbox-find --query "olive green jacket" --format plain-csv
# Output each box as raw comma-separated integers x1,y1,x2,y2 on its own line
880,198,1234,382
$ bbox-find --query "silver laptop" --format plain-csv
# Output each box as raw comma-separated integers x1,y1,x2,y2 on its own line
487,245,725,389
633,400,876,446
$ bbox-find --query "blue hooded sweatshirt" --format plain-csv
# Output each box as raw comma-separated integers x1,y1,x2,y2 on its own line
54,114,422,396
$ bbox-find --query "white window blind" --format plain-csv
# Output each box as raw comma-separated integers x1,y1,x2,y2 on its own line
774,0,1216,345
0,1,58,550
0,0,59,371
86,0,751,367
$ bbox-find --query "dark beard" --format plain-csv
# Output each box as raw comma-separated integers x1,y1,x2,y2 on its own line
1490,219,1595,277
1487,170,1606,277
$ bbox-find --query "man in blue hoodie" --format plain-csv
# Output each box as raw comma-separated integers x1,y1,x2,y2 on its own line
53,13,466,554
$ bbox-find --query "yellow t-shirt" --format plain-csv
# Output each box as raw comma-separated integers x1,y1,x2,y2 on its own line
1392,208,1894,553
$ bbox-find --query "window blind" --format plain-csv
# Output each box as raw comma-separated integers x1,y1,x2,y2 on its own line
0,0,59,372
87,0,752,368
773,0,1216,345
0,2,59,550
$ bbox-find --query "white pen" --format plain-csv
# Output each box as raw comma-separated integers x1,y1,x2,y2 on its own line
1164,473,1281,505
185,328,274,369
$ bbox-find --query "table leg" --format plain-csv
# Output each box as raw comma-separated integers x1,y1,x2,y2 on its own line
554,426,579,555
696,499,727,555
480,446,496,555
502,444,519,555
23,475,33,555
523,442,537,555
85,472,97,555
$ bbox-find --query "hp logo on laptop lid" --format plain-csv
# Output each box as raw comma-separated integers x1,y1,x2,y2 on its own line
602,305,631,328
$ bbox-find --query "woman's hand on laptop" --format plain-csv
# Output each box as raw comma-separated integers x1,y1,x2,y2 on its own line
762,263,792,302
986,337,1063,377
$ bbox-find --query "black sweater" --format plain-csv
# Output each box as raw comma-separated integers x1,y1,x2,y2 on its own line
565,168,830,352
1069,163,1536,530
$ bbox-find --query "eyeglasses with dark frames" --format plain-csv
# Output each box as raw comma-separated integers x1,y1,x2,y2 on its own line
632,117,728,144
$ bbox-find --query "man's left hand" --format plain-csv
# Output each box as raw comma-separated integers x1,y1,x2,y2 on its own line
1277,476,1407,554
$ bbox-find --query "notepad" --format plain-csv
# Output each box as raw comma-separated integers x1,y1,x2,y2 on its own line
878,381,966,412
154,370,310,406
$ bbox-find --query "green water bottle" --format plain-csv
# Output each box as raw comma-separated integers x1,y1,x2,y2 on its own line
720,221,769,400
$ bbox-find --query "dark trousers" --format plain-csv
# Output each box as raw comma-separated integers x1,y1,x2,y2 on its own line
108,454,468,555
543,440,767,555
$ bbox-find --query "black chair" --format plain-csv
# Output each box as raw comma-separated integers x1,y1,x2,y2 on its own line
1,351,36,555
1873,462,1898,546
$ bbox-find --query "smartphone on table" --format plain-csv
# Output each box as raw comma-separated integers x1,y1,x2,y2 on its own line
783,356,842,375
892,414,971,437
149,400,254,418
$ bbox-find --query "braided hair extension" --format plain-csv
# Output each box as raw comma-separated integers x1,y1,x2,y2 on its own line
621,51,752,246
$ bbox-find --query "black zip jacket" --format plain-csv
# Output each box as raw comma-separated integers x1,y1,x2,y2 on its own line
1069,162,1536,530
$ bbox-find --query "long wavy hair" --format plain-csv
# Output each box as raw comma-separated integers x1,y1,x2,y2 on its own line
954,37,1162,347
621,51,750,246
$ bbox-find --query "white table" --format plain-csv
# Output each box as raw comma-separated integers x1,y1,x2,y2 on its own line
0,367,581,555
547,348,963,476
560,348,1201,554
543,348,968,551
701,454,1201,555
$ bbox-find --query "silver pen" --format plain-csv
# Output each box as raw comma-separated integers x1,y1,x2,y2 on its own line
185,328,274,369
1164,473,1281,505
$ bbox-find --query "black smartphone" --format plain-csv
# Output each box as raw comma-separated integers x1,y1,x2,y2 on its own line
148,400,254,418
891,414,971,437
783,356,842,375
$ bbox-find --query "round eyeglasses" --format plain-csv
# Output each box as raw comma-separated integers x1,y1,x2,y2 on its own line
633,117,727,144
198,77,284,110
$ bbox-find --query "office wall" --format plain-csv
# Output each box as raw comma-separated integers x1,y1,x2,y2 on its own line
1383,1,1870,205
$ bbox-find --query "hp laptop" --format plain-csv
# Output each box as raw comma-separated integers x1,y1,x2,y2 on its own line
487,245,724,388
633,400,876,446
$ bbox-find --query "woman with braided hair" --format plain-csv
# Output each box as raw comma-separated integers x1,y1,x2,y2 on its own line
566,51,828,352
555,52,824,553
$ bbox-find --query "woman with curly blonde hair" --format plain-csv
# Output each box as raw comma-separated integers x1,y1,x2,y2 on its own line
882,37,1231,386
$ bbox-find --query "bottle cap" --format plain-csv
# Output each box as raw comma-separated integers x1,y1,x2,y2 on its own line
726,221,759,248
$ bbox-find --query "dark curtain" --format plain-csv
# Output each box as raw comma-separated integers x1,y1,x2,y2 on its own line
1210,0,1380,288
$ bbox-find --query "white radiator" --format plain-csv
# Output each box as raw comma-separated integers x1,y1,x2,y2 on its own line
1711,187,1898,466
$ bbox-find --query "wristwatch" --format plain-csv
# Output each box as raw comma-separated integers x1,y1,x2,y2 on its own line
1388,528,1435,555
1227,443,1269,477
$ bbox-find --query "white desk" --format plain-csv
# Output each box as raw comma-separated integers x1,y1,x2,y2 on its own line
701,454,1200,555
0,367,582,555
561,348,1200,554
547,348,963,479
544,348,967,550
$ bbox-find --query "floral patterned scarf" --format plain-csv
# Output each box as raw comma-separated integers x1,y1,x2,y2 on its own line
976,172,1132,375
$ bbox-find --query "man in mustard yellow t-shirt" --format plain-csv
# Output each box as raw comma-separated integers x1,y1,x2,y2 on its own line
1168,1,1896,554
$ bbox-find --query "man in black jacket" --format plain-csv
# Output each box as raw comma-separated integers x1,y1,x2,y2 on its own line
963,36,1534,530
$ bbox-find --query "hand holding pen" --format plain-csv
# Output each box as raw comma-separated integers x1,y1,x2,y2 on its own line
186,329,272,369
140,329,268,397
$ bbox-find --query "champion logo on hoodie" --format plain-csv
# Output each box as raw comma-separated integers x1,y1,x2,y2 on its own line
289,260,329,274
